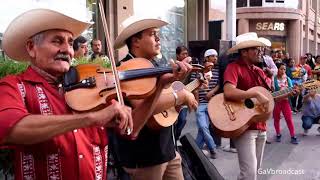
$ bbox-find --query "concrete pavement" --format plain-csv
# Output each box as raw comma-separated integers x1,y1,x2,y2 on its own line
180,111,320,180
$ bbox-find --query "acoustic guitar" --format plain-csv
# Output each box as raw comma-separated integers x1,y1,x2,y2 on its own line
147,75,206,130
207,80,320,138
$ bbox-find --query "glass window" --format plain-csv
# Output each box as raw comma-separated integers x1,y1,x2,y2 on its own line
250,0,262,6
275,0,284,3
237,0,247,7
133,0,185,66
158,6,185,65
265,0,274,2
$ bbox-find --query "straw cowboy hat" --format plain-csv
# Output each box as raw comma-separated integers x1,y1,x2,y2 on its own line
227,32,271,54
3,8,92,61
114,16,168,49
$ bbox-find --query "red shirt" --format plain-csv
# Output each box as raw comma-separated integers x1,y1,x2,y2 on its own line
301,64,312,78
0,67,108,180
224,58,269,131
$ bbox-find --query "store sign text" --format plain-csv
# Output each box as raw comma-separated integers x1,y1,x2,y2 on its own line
256,22,285,31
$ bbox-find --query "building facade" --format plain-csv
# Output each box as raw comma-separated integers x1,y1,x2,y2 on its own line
95,0,210,63
235,0,319,61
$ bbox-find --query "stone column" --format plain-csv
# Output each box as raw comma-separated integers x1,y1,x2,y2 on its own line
314,0,319,54
114,0,133,60
305,0,310,53
226,0,236,40
187,0,198,41
288,20,301,63
196,0,209,40
237,18,249,35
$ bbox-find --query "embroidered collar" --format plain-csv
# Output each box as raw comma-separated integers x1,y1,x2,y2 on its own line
21,66,60,87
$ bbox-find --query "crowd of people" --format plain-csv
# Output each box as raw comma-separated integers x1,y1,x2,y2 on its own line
1,7,320,180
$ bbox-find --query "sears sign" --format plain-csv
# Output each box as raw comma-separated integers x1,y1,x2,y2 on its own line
256,22,285,31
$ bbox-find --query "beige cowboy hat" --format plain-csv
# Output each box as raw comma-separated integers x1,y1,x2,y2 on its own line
114,16,168,49
227,32,271,54
3,8,92,61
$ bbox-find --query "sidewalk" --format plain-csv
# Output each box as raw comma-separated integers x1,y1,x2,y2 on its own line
181,111,320,180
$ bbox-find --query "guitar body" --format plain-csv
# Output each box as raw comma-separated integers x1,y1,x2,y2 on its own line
148,107,179,130
208,86,274,138
147,82,183,130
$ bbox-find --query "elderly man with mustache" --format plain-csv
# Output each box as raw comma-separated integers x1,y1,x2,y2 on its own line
0,9,134,179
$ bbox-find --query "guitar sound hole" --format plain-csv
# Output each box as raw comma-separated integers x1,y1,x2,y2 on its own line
244,99,254,109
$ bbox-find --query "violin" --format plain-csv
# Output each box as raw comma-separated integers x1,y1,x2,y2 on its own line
63,58,207,112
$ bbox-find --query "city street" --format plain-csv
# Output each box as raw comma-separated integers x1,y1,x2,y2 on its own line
181,110,320,180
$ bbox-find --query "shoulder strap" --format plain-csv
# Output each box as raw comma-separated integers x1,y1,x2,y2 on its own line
258,72,272,91
274,76,279,91
250,67,272,91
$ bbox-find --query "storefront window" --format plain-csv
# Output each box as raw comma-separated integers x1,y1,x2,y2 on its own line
250,0,262,6
237,0,248,7
133,0,186,66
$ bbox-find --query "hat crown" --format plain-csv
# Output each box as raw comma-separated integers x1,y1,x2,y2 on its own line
227,32,271,54
235,32,259,45
114,17,168,49
3,8,91,61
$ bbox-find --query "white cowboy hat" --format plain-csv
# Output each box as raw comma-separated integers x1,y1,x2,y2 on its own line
227,32,271,54
3,8,92,61
114,16,168,49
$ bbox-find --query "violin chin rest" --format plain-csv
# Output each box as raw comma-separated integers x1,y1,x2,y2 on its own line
63,66,79,88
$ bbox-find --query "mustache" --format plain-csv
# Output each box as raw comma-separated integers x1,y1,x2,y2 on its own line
54,54,71,62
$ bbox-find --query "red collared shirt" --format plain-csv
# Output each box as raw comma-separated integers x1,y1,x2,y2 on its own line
0,67,108,180
224,58,269,131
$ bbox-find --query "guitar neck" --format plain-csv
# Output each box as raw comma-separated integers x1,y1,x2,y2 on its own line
185,79,202,92
271,87,293,98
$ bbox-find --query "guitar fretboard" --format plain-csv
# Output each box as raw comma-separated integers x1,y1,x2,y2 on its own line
185,79,201,92
271,79,320,98
271,87,293,98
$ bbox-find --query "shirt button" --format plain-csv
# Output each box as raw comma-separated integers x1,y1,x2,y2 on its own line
73,129,78,133
79,154,84,159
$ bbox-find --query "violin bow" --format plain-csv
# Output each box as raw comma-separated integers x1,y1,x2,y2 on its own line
97,0,131,135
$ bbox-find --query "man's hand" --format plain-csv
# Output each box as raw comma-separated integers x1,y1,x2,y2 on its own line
158,59,193,86
182,56,192,64
206,91,215,101
290,85,300,96
255,91,270,112
263,67,273,77
172,59,193,81
92,100,133,135
181,90,198,111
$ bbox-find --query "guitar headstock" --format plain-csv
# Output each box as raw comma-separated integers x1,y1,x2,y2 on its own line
302,79,320,90
190,63,213,73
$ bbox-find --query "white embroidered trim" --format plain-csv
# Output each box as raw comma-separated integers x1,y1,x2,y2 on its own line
22,153,35,180
35,86,52,115
17,83,26,105
47,153,62,180
104,145,108,171
93,145,103,180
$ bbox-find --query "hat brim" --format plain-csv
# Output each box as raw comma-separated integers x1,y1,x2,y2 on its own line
114,19,168,49
3,9,92,61
227,38,271,55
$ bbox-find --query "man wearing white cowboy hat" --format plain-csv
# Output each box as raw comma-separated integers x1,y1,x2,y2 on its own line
111,16,198,180
223,32,272,180
0,8,133,179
